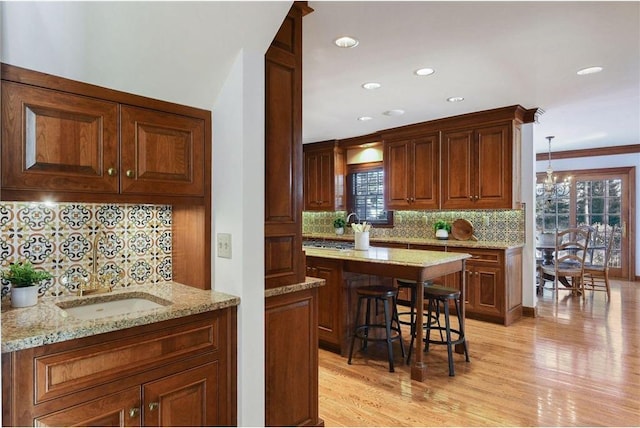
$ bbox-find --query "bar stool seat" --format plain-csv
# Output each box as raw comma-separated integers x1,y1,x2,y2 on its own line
422,285,469,376
348,285,405,372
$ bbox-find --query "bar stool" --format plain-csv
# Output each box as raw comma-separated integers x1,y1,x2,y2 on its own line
348,285,405,372
397,279,441,364
423,285,469,376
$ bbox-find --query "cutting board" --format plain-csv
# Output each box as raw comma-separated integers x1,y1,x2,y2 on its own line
451,219,478,241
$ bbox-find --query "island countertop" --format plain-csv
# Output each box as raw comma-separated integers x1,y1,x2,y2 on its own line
1,281,240,353
303,233,523,250
304,245,471,266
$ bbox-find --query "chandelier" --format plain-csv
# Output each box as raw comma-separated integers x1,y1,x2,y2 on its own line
543,136,556,192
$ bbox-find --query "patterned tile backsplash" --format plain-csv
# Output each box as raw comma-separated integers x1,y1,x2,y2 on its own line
1,202,172,299
303,209,525,243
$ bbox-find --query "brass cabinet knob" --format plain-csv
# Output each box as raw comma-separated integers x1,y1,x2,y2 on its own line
148,402,159,411
129,408,140,418
469,196,473,200
126,170,135,178
107,167,117,177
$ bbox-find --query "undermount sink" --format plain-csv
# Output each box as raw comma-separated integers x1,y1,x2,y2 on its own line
56,293,171,320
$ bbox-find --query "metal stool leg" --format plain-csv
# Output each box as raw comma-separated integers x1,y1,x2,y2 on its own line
392,295,406,358
453,297,469,362
443,299,455,376
348,295,364,365
382,297,395,372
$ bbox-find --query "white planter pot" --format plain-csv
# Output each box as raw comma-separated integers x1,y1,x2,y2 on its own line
335,227,344,235
435,229,449,240
11,285,39,308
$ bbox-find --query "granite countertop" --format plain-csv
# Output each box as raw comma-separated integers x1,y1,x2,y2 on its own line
304,245,471,267
303,233,524,250
1,281,240,353
265,276,325,298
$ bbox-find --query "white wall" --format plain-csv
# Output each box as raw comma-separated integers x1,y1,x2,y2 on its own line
521,123,537,309
212,51,265,426
535,152,640,275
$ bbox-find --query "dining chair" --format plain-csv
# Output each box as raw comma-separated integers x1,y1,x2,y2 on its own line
540,227,591,300
583,225,618,300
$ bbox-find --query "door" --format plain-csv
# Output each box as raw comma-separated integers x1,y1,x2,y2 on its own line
142,362,218,427
35,387,140,427
1,81,119,193
120,105,205,197
536,167,632,279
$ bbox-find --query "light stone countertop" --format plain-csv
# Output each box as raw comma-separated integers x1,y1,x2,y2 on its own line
1,281,240,353
265,276,326,298
304,245,471,266
303,233,524,250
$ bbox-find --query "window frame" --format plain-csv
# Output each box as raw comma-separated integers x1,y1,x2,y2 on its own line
345,161,394,227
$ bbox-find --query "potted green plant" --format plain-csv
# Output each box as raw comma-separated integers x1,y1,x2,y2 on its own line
333,217,346,235
2,260,52,308
434,220,452,240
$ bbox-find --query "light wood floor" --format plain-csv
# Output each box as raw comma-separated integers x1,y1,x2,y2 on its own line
318,279,640,426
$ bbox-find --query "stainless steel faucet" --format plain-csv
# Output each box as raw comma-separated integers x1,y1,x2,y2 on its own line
346,212,360,224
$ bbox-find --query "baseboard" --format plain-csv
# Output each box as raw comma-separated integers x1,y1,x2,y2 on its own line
522,306,537,318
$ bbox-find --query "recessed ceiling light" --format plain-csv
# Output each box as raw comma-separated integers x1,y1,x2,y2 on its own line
383,109,405,116
361,82,381,90
334,36,359,48
447,96,464,103
577,66,603,75
415,68,435,76
358,116,373,121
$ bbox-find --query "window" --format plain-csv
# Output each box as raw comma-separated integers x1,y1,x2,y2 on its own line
346,162,393,226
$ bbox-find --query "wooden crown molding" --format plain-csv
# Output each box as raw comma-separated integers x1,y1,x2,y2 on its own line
536,144,640,161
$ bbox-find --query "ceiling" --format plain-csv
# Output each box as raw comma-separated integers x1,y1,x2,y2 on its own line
301,1,640,154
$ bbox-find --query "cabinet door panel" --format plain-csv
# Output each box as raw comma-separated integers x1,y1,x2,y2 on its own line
412,134,440,209
304,152,320,209
476,266,502,316
441,130,473,208
265,289,318,427
476,124,511,207
120,106,205,196
2,82,118,193
35,387,140,427
143,362,218,427
384,140,410,208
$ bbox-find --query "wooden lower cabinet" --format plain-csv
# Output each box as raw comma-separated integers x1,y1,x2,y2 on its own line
411,245,523,326
2,309,237,427
265,288,322,427
306,257,343,353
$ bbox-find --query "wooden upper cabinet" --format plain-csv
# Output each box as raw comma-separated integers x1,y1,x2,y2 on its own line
1,64,210,205
120,106,205,197
303,141,344,211
384,134,439,210
442,123,515,209
1,81,119,194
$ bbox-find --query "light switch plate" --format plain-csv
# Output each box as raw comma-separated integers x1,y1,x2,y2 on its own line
217,233,232,259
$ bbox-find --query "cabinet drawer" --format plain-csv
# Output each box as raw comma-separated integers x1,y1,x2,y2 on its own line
34,317,218,403
34,386,140,427
452,248,501,265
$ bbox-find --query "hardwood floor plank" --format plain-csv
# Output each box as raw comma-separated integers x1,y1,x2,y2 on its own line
319,280,640,426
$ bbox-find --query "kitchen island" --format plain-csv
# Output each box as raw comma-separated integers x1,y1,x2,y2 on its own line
305,246,471,382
